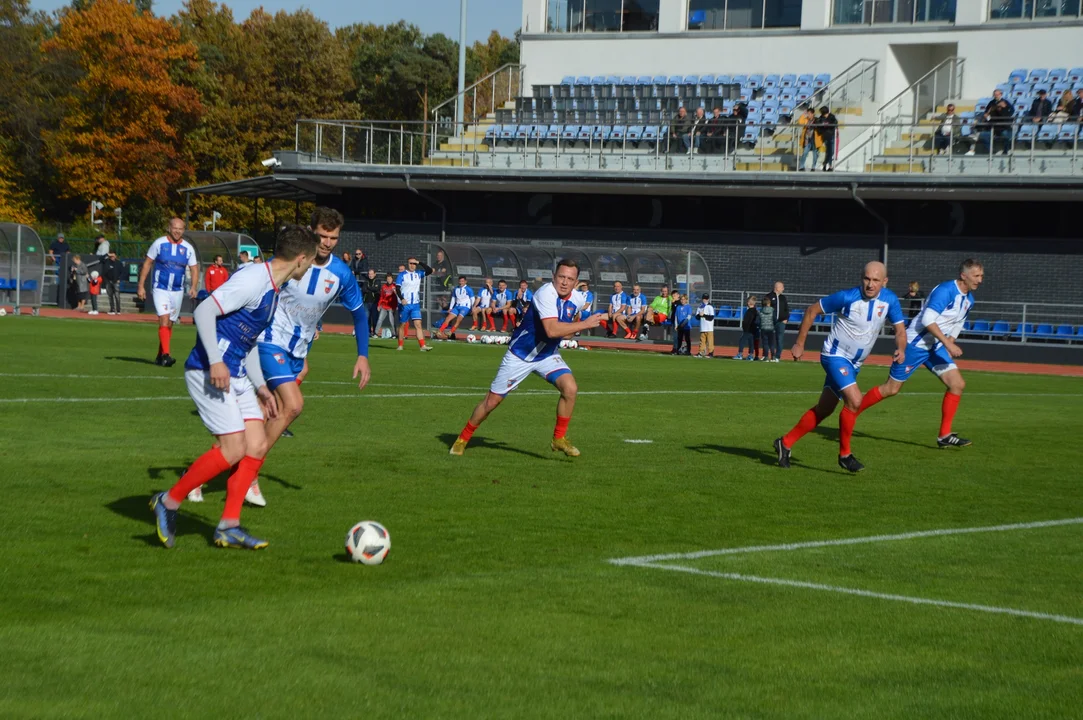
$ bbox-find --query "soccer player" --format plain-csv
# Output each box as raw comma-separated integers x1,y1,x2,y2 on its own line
450,259,603,457
437,276,475,339
774,261,906,473
137,218,200,366
855,259,984,448
605,281,628,337
617,283,648,339
646,285,671,327
397,256,434,351
472,278,494,332
248,207,372,505
149,225,318,550
492,279,517,332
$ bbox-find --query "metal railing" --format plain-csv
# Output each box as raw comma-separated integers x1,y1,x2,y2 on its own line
430,63,525,153
292,117,1083,176
821,58,879,109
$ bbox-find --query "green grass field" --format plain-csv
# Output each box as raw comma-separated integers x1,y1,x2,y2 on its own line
2,317,1081,718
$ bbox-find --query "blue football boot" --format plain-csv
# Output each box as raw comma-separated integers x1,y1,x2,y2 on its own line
213,526,269,550
149,492,177,548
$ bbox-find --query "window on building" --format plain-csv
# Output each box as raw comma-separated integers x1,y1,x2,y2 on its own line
546,0,660,32
833,0,955,24
989,0,1081,18
688,0,802,29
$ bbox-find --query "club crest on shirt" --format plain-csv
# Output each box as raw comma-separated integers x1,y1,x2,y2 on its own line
877,305,884,317
324,278,335,294
273,353,285,364
840,368,849,376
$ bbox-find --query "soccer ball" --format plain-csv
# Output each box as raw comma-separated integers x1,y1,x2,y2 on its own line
570,340,579,349
345,520,390,565
483,335,493,344
500,335,510,345
0,308,7,317
467,334,477,344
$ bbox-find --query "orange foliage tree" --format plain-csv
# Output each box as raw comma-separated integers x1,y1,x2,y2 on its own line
42,0,203,212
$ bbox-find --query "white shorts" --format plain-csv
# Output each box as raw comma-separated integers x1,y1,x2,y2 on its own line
185,369,264,436
489,352,571,396
152,288,184,322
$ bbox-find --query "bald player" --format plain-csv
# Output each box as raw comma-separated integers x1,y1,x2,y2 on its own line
774,261,907,473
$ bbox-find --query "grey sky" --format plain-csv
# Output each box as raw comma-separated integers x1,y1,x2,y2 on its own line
29,0,521,44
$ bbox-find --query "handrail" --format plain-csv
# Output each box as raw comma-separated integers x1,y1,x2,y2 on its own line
821,58,879,106
877,56,963,116
430,63,525,121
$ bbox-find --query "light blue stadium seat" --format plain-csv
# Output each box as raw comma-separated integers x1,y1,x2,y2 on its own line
642,126,661,144
778,101,795,117
1057,124,1080,142
620,76,637,86
651,75,667,86
738,86,753,103
746,102,762,119
795,90,812,103
1055,324,1074,339
747,73,764,89
780,90,796,103
1017,124,1037,142
561,76,575,86
683,74,699,85
1008,68,1027,84
576,125,592,142
1009,83,1028,99
1014,99,1030,115
995,83,1012,96
627,126,644,141
762,88,780,103
731,74,748,87
700,74,716,85
590,75,606,86
1037,124,1057,142
716,74,732,85
976,96,993,108
547,125,563,140
762,106,779,123
1048,68,1067,83
1034,323,1054,338
575,76,591,86
667,75,683,87
741,126,759,144
813,73,830,88
516,125,533,140
1069,68,1083,83
610,125,626,142
1027,69,1047,83
991,321,1012,336
796,73,813,89
561,125,579,141
636,76,653,86
764,74,780,88
485,125,499,140
780,74,796,88
1033,82,1051,95
1052,82,1072,98
499,125,516,140
970,320,991,335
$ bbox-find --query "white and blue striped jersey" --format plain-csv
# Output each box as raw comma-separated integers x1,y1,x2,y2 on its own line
185,263,279,378
609,291,628,312
396,269,426,305
451,285,475,309
146,236,197,291
494,288,512,308
263,256,363,360
508,283,587,362
819,287,904,365
477,287,493,308
627,292,646,314
580,290,593,311
908,280,974,350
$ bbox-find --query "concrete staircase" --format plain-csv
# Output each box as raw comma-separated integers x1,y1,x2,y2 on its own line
424,102,514,167
865,101,979,173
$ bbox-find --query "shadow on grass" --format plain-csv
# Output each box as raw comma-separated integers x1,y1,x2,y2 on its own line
436,433,550,460
104,355,159,365
105,494,217,547
812,426,929,450
687,443,841,476
145,465,302,491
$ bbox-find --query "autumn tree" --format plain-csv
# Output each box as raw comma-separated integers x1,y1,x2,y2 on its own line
41,0,203,228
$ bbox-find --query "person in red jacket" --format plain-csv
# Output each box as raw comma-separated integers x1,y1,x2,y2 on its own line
204,255,230,293
374,272,399,337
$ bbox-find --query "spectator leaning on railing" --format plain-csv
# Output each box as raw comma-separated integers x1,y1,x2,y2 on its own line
48,232,70,268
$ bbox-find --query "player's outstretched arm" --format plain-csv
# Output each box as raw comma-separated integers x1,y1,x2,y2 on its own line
543,313,602,339
791,301,823,361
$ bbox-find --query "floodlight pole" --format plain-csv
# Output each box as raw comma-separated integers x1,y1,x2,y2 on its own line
455,0,468,135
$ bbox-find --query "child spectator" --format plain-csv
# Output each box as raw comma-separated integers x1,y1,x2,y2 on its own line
734,295,758,360
758,295,778,362
695,293,715,358
375,272,399,336
670,292,693,355
87,270,102,315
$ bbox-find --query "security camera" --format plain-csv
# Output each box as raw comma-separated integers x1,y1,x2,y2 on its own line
261,158,281,168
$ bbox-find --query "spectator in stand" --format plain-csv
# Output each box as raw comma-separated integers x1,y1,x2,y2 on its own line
254,256,264,264
797,106,818,171
341,251,351,265
94,234,110,258
933,104,961,155
813,106,838,172
362,268,380,337
766,281,789,360
1053,89,1075,122
688,107,708,153
350,249,368,283
1029,89,1052,124
48,232,71,268
375,272,399,336
758,295,778,362
670,292,693,355
87,270,102,315
605,281,628,337
703,107,725,154
1069,88,1083,121
734,295,758,360
696,293,715,358
204,255,229,293
70,254,89,311
903,281,925,319
237,250,252,267
669,106,693,153
646,285,671,327
100,249,124,315
972,96,1014,155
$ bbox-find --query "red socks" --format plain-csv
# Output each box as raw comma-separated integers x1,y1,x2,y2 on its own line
782,408,822,449
458,422,479,443
839,407,857,456
168,447,231,503
858,386,883,415
222,456,264,522
554,415,570,439
158,326,171,355
940,392,961,438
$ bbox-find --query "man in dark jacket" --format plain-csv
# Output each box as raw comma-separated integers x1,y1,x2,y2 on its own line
362,268,381,337
977,98,1015,154
813,106,838,171
1028,89,1052,123
99,249,126,315
669,107,693,153
766,281,789,360
349,249,369,283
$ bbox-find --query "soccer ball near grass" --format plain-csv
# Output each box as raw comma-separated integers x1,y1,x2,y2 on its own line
345,520,390,565
467,334,477,343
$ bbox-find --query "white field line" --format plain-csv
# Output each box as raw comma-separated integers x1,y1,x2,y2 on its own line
5,389,1083,405
625,562,1083,627
608,517,1083,565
